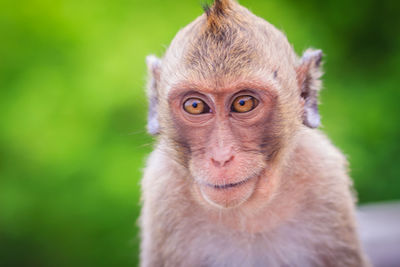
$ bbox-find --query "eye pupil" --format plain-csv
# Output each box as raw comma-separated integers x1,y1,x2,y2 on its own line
192,102,198,108
239,100,245,106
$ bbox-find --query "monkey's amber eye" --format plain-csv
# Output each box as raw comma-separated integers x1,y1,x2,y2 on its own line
231,95,258,113
183,98,210,115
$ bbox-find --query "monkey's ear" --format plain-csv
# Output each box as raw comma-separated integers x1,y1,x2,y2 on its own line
146,55,162,135
296,49,323,128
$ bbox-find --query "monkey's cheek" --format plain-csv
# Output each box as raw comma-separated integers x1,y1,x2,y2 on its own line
198,178,257,209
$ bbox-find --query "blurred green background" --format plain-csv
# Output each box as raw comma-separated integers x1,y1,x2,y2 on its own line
0,0,399,266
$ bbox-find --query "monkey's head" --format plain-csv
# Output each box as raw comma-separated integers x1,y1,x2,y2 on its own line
145,0,323,209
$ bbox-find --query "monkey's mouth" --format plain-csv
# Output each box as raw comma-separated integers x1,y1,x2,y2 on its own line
197,173,260,208
205,177,253,190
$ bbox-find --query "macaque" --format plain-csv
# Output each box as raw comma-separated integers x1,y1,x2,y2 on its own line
140,0,369,266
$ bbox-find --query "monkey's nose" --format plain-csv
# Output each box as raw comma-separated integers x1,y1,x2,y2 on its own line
211,155,235,168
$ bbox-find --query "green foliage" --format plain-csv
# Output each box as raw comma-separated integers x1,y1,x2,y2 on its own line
0,0,399,265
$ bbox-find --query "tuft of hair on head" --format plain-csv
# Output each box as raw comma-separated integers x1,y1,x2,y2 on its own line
202,0,234,26
201,1,212,16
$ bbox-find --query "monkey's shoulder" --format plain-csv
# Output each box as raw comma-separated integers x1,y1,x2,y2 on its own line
286,128,352,197
293,128,348,173
141,147,189,201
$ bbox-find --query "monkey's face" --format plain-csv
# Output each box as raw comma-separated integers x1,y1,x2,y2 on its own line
146,0,322,211
168,82,282,208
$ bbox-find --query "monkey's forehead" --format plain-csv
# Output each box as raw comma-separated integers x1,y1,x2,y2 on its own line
160,8,297,94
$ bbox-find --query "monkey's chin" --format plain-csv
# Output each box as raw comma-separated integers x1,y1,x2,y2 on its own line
198,176,258,209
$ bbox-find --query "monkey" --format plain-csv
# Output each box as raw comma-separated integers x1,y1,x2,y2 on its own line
139,0,369,266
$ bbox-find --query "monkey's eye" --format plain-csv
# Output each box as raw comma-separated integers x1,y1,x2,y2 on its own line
231,95,258,113
183,98,210,115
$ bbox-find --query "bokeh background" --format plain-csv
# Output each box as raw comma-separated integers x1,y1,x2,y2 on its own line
1,0,399,266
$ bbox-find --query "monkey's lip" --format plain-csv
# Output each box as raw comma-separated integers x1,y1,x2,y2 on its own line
197,172,261,208
205,177,253,189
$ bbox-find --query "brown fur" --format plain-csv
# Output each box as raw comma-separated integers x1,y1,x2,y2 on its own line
140,1,369,266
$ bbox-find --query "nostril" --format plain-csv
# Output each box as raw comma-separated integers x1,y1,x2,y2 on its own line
223,155,234,167
211,158,220,167
211,155,235,168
